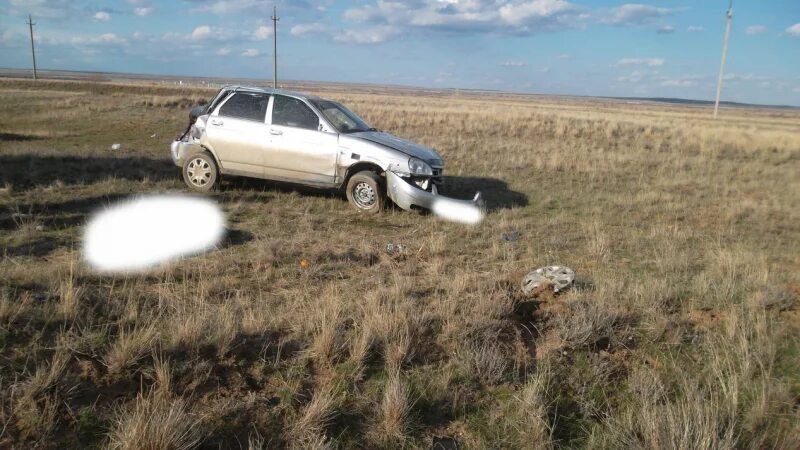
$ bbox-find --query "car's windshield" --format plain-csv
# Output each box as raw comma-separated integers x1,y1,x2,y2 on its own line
310,99,374,133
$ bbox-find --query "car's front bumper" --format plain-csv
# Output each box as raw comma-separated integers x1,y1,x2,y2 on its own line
385,170,483,212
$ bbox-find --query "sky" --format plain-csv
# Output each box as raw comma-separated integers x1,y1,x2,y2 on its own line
1,1,799,106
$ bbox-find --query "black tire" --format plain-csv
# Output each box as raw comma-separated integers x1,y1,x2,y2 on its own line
182,152,219,192
346,171,385,213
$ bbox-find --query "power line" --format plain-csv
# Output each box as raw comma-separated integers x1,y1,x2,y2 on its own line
271,5,279,89
26,14,38,81
714,0,733,119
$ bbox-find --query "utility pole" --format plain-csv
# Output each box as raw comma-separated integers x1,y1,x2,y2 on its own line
714,0,733,119
26,14,38,80
271,5,279,88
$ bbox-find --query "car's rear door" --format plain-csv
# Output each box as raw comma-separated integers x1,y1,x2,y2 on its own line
204,92,271,176
264,94,338,185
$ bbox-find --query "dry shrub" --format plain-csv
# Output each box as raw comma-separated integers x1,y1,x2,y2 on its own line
586,220,611,262
104,324,158,374
456,340,509,386
57,260,83,321
107,390,202,450
372,372,414,444
552,299,627,349
510,366,553,448
290,386,339,442
13,350,70,439
606,305,795,448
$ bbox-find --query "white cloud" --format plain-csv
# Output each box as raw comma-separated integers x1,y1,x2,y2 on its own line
193,0,273,15
134,7,153,17
557,53,570,59
793,87,800,93
216,48,231,56
786,23,800,36
616,58,664,67
601,3,672,26
334,25,398,44
661,79,697,87
339,0,583,40
241,48,260,57
291,23,328,37
498,0,575,27
745,25,766,35
93,11,111,22
191,25,212,40
724,73,773,82
687,26,704,32
657,25,674,34
70,33,127,46
253,26,271,41
502,61,527,67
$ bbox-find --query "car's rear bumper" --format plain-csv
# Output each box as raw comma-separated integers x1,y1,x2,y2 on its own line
385,170,483,212
170,140,203,167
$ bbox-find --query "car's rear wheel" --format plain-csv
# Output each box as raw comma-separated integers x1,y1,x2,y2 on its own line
182,152,218,192
346,171,384,213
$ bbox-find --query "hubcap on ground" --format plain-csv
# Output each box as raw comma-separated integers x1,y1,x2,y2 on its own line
353,182,376,208
187,158,212,187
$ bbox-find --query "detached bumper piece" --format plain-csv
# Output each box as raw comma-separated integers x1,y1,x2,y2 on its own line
386,171,484,214
170,140,203,167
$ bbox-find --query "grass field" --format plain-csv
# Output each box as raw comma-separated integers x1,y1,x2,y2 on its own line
1,78,799,449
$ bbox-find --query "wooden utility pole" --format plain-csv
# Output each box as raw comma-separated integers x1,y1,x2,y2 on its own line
26,14,38,80
714,1,733,119
271,6,279,88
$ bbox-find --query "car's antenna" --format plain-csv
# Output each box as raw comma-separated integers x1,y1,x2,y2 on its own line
713,0,733,119
271,5,279,89
26,14,38,81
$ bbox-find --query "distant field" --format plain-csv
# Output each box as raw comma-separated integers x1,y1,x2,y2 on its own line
1,77,799,449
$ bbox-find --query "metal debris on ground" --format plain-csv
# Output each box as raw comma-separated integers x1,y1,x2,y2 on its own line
501,231,521,242
521,265,575,295
385,243,407,255
110,143,121,150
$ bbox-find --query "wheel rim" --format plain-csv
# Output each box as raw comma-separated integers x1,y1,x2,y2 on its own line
187,158,212,187
352,182,376,208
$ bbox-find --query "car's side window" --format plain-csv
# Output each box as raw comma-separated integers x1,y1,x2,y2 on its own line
272,95,319,130
218,93,269,122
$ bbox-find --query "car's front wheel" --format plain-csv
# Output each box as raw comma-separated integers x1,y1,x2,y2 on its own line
182,152,219,192
346,171,385,213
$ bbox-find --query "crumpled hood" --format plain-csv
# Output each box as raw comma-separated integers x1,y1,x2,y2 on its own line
350,131,442,165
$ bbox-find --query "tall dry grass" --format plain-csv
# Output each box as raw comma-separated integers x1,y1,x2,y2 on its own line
0,78,798,448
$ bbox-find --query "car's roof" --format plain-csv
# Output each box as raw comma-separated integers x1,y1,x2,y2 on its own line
219,85,324,102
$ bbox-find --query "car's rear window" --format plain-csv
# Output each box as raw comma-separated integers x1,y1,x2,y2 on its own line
272,95,319,130
218,93,269,122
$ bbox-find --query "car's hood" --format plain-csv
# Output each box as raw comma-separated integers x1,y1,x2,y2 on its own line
350,131,442,165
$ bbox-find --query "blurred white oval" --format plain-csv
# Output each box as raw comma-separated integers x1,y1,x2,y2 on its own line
84,195,225,272
431,197,484,225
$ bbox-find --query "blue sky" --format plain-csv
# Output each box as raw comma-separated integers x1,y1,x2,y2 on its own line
1,1,799,105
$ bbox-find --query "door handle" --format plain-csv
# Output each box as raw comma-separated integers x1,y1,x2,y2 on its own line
210,119,224,126
269,128,283,136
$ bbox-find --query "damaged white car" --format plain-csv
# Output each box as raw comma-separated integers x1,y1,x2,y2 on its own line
170,86,481,213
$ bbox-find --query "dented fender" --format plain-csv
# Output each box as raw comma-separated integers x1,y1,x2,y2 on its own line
170,140,205,167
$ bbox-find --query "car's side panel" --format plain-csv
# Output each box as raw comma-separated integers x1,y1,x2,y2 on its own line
264,125,339,184
203,93,271,176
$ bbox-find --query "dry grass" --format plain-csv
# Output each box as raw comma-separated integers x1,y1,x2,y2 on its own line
106,390,202,450
0,77,798,448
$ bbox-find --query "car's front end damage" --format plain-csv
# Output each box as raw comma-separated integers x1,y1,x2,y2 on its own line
383,163,483,214
342,131,483,215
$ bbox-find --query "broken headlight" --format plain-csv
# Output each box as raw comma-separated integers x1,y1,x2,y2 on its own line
408,157,433,176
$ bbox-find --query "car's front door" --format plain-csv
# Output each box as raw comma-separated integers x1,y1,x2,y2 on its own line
204,92,270,176
264,94,338,185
